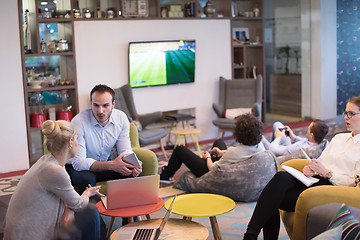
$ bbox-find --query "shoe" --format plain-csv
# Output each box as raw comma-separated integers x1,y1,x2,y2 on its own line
160,166,174,184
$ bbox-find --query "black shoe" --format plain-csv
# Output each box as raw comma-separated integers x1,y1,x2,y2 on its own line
160,166,174,184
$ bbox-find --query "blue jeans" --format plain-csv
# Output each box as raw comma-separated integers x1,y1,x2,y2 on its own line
57,203,106,240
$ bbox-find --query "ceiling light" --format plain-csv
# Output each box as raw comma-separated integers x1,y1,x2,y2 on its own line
40,2,48,5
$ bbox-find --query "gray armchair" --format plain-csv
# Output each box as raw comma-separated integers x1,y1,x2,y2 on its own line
114,84,170,160
212,75,263,138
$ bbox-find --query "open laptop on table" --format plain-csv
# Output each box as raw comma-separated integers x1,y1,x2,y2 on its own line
101,175,160,210
114,196,176,240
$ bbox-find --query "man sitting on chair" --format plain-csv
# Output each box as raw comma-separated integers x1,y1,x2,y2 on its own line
66,84,142,195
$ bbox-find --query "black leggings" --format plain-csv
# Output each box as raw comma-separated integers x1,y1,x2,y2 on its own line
245,171,332,240
163,139,227,178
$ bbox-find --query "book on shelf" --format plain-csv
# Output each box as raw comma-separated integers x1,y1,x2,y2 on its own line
281,165,319,187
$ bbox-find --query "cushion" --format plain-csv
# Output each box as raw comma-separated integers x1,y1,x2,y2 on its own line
277,140,328,165
222,108,254,119
173,150,278,202
327,204,360,240
312,226,342,240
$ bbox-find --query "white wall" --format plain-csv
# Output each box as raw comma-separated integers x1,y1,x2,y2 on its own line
74,19,232,140
310,0,337,119
0,0,29,173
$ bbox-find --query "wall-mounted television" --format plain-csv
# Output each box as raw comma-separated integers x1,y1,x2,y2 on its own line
128,40,196,88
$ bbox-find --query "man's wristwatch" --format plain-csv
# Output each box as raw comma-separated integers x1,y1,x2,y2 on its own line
324,170,333,179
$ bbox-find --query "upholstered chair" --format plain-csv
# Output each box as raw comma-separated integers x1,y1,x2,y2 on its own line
212,75,263,138
279,159,360,240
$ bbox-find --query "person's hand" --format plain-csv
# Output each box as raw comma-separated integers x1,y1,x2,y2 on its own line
274,127,285,138
303,165,315,177
284,126,296,140
308,159,328,177
61,206,75,229
82,184,105,198
131,167,142,177
111,154,133,176
211,147,223,157
202,151,211,160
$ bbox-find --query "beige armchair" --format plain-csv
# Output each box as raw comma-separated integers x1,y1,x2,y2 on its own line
279,159,360,240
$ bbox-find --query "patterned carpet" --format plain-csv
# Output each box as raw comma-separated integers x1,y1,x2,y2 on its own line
0,120,348,239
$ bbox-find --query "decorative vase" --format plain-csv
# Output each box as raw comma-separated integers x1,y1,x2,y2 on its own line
204,0,216,17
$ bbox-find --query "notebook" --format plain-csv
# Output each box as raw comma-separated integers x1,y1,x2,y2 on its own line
114,196,176,240
101,175,160,210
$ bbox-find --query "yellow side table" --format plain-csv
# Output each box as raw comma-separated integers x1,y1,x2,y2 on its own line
164,193,236,240
170,128,201,156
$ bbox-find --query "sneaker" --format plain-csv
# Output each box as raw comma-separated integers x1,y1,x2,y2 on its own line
160,166,174,183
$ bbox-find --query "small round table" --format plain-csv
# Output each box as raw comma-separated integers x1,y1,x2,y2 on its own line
110,218,209,240
96,198,164,238
170,128,201,156
164,193,235,240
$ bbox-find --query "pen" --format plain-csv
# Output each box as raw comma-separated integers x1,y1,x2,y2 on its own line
300,148,312,162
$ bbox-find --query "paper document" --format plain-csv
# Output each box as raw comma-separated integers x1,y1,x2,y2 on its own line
281,165,319,187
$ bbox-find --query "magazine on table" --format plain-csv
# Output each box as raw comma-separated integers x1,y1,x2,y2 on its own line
281,165,319,187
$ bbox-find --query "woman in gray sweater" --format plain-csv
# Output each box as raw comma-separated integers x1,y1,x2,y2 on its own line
4,120,106,240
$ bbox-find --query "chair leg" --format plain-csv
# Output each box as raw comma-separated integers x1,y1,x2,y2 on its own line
217,129,222,139
159,140,168,161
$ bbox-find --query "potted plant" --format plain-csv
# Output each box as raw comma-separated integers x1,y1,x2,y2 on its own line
279,45,291,74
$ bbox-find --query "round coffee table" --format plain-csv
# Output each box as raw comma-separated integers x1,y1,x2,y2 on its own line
170,128,201,156
110,218,209,240
96,198,164,238
164,193,235,240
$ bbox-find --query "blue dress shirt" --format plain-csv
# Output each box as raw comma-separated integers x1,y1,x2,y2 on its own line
69,108,133,171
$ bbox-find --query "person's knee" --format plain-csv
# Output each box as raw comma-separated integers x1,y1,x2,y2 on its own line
72,171,97,188
273,121,284,130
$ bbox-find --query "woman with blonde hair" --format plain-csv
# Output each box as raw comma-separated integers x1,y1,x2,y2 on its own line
4,120,106,240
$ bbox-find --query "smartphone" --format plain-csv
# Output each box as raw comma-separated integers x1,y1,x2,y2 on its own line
123,153,142,168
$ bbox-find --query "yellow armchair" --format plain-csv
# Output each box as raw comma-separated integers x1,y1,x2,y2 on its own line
129,123,158,176
279,159,360,240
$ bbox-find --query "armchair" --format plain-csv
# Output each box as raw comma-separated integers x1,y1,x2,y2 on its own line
279,159,360,240
114,84,170,159
212,75,263,138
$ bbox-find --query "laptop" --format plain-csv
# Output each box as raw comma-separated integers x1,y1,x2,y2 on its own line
114,196,176,240
101,175,160,210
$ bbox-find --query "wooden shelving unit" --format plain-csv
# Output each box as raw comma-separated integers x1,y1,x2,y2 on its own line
18,0,79,165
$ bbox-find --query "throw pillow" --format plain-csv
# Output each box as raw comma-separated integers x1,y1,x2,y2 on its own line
312,226,342,240
327,203,360,240
222,108,254,119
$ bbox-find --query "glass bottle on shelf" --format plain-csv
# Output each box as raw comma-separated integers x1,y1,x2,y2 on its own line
29,92,46,128
58,90,73,121
40,38,47,53
24,9,32,53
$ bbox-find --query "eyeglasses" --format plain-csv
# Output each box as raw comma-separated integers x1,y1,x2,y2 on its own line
343,111,360,119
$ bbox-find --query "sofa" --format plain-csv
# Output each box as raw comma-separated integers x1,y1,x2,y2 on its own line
173,150,278,202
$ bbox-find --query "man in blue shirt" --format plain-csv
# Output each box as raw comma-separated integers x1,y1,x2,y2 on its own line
66,84,142,194
262,119,329,157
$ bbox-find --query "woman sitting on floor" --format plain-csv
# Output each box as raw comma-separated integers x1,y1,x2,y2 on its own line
160,113,266,183
4,120,106,240
243,96,360,240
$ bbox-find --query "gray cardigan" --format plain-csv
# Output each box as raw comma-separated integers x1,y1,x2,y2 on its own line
4,154,89,240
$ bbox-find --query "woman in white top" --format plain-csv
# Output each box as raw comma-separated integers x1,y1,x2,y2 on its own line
4,120,106,240
243,96,360,240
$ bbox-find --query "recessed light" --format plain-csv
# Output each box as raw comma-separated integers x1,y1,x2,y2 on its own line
40,2,48,5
